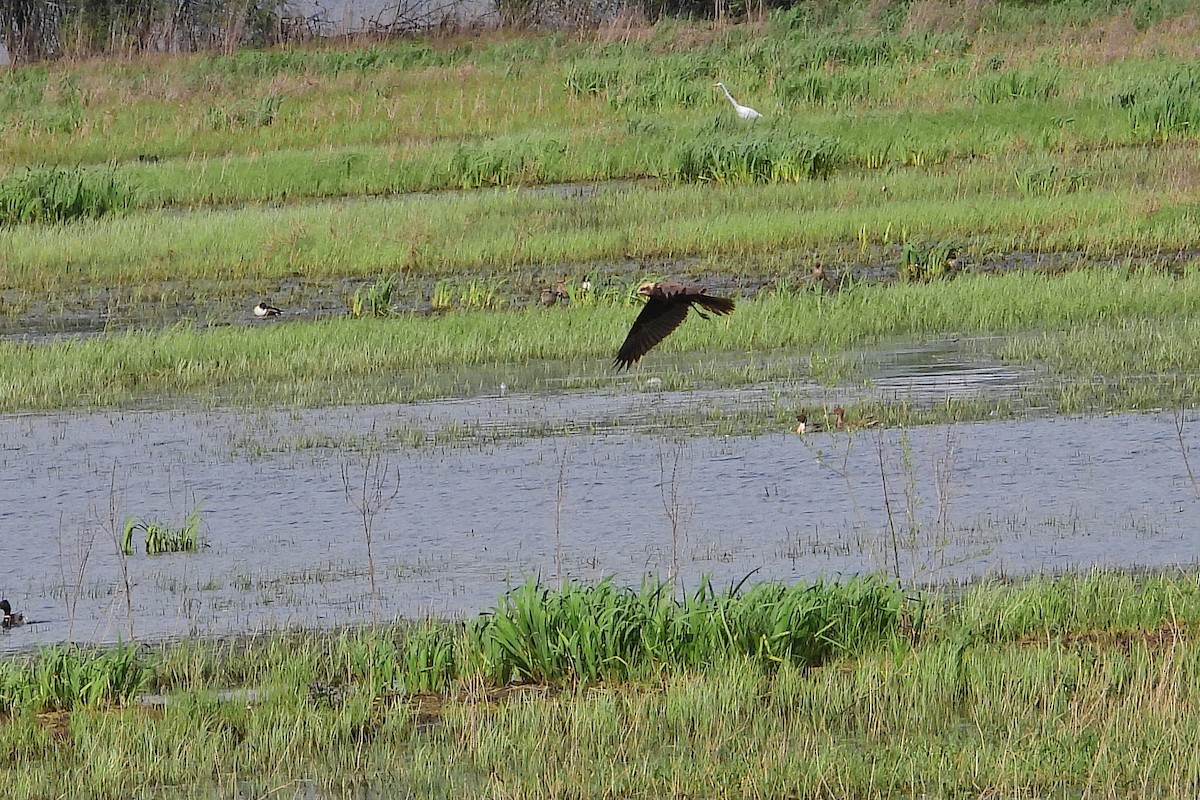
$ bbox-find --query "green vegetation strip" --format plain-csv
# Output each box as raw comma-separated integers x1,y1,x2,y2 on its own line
3,268,1199,413
4,3,1200,209
3,571,1200,797
5,150,1200,295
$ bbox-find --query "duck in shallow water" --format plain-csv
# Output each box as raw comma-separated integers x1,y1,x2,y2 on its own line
795,413,824,435
1,599,24,629
253,301,283,318
832,406,879,431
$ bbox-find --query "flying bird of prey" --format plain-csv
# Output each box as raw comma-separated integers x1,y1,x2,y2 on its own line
614,281,736,370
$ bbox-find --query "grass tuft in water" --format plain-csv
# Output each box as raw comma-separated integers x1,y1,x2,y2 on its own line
0,644,147,713
121,508,202,555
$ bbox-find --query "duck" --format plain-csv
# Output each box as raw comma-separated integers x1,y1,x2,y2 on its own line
795,413,824,435
832,406,879,431
540,279,569,306
811,263,838,294
253,301,283,317
1,599,25,629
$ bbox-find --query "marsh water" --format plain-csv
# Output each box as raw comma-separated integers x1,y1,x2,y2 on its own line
0,338,1196,652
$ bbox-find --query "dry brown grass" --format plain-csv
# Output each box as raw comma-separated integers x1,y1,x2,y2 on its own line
1017,623,1189,654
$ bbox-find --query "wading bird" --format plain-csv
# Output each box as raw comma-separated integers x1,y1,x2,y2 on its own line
614,281,736,370
0,599,24,629
714,82,762,120
253,301,283,318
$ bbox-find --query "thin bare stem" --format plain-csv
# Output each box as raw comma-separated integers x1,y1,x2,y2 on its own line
554,446,568,584
875,431,902,587
341,447,401,623
1174,410,1200,500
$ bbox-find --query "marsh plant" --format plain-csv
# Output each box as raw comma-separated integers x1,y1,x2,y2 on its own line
351,274,397,318
669,132,842,183
430,277,508,311
8,573,1200,798
0,166,136,225
120,507,202,555
804,420,976,588
467,575,903,685
658,439,692,592
898,239,962,283
0,643,147,713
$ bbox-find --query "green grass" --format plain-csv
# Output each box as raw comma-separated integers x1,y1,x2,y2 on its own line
121,508,202,555
1,267,1198,414
5,571,1200,798
3,4,1200,210
3,142,1199,303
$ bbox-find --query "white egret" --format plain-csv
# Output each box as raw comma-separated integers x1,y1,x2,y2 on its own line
714,82,762,120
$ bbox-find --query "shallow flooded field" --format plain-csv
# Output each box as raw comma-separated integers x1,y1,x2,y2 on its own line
3,361,1197,651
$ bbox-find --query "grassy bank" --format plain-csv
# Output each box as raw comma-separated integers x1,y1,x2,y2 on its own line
2,268,1198,416
4,3,1200,206
4,146,1200,300
0,4,1198,426
2,571,1200,798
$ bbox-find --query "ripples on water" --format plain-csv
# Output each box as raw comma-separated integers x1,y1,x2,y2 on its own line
2,376,1198,652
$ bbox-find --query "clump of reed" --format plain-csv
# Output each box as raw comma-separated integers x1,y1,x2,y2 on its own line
0,166,136,225
0,644,147,713
430,277,508,311
898,238,962,282
1116,66,1200,141
351,275,397,318
669,132,842,183
1012,162,1087,196
466,575,904,684
121,508,201,555
205,94,282,131
973,63,1060,104
446,137,565,189
777,67,884,108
